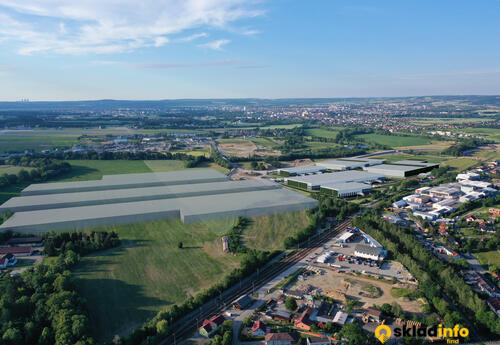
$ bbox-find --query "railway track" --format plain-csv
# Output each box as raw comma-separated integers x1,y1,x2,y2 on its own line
160,217,353,345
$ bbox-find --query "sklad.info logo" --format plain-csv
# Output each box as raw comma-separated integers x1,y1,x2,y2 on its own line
374,324,469,344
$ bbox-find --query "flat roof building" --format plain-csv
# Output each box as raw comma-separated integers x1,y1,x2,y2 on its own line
353,244,385,261
0,188,318,233
315,160,366,171
21,170,228,196
277,165,326,177
365,164,438,178
319,182,371,198
1,179,280,214
284,171,384,190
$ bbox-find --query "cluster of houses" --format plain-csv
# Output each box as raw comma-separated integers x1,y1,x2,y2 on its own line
0,237,43,270
392,166,498,222
461,269,500,299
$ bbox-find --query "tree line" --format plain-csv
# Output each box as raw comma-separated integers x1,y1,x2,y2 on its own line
43,231,121,257
353,211,500,336
0,157,71,189
0,251,95,345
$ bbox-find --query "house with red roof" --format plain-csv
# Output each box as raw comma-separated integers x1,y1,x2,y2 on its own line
0,246,33,256
265,333,295,345
252,320,268,337
294,307,313,331
199,314,225,338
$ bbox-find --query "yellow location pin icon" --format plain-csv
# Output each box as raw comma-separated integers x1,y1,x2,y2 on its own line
375,325,391,344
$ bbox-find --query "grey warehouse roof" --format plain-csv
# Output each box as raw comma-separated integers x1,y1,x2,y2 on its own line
320,182,371,193
392,160,439,167
278,165,326,175
354,244,382,256
315,160,366,170
0,188,318,233
21,169,228,195
285,170,384,185
1,179,280,213
366,164,426,172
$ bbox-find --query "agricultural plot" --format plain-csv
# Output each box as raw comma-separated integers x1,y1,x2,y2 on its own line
242,210,311,251
74,218,240,341
476,251,500,272
304,128,340,139
355,133,433,148
375,154,448,164
143,160,186,172
54,160,152,182
0,165,34,175
0,134,80,153
442,158,478,171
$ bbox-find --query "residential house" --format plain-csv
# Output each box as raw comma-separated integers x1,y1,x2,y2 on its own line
233,294,253,309
0,254,17,268
307,336,331,345
333,311,348,325
199,314,225,338
0,246,33,257
487,297,500,317
365,308,382,323
272,311,292,322
265,333,294,345
294,308,313,330
310,301,333,323
252,320,267,337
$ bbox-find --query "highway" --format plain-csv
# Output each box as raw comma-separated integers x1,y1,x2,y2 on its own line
160,217,353,344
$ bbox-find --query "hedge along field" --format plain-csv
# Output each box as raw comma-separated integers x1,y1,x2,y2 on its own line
74,217,240,341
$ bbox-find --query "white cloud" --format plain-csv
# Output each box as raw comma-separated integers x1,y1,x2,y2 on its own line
199,39,230,50
176,32,208,42
0,0,264,55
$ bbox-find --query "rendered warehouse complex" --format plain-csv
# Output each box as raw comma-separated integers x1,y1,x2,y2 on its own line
0,170,318,233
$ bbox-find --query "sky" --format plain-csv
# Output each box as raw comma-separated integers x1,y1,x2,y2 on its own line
0,0,499,101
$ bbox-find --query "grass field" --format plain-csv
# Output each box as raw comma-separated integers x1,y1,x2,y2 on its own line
143,160,186,171
0,134,80,153
375,154,448,163
243,210,311,251
249,137,282,149
54,160,152,182
0,165,34,174
476,250,500,271
304,128,340,139
442,158,478,171
455,127,500,142
355,134,432,148
0,184,27,204
74,218,240,341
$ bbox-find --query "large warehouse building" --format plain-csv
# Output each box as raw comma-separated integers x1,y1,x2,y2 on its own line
0,170,318,233
277,165,326,177
284,170,384,190
365,162,438,178
21,169,228,196
319,182,372,198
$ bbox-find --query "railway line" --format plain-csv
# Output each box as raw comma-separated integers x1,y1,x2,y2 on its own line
160,217,353,345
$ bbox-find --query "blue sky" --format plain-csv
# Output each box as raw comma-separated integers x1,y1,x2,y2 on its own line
0,0,499,100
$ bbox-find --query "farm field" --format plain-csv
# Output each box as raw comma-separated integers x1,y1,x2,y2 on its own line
0,134,80,153
442,158,478,171
304,128,340,138
249,137,282,149
455,127,500,142
375,154,448,163
355,133,432,148
53,160,152,182
144,159,186,172
409,118,496,125
243,210,311,251
74,218,240,341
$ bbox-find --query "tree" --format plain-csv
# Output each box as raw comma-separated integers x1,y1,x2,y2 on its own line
156,319,169,335
178,241,183,249
285,297,298,311
2,328,22,345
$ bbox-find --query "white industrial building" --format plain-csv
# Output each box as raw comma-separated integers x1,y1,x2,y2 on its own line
277,165,326,177
365,163,438,178
0,170,319,233
284,171,384,190
319,182,371,198
353,244,385,261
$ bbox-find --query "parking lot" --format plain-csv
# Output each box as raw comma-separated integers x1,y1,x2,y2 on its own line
304,230,414,282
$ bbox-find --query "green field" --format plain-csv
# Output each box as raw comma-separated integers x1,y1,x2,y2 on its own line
53,160,152,182
455,127,500,142
476,250,500,271
75,218,240,340
443,158,478,171
243,210,311,251
304,128,340,139
0,165,34,175
249,137,282,149
355,134,432,148
375,154,448,163
0,134,80,153
143,160,186,172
